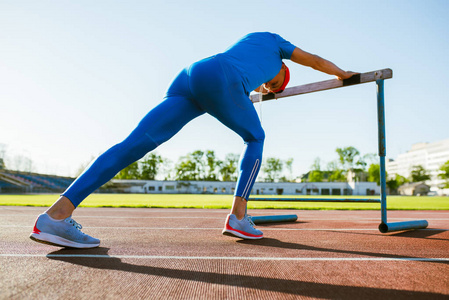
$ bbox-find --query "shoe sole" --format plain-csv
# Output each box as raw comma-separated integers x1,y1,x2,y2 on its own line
30,232,100,249
222,229,263,240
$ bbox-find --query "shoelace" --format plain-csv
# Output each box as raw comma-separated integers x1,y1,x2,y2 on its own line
245,214,256,228
66,218,83,231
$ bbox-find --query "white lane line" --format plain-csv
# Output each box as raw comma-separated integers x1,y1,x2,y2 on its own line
0,254,448,262
2,225,447,231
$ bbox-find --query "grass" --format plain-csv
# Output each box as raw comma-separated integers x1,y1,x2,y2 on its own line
0,194,448,210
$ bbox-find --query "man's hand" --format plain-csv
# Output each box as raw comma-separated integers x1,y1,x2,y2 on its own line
254,85,270,95
336,71,359,80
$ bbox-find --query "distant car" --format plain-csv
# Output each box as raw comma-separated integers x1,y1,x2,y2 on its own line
427,191,438,196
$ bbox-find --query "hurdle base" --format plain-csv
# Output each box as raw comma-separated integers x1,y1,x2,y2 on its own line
250,214,298,225
378,220,428,233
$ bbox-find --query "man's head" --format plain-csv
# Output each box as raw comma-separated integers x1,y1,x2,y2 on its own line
263,63,290,93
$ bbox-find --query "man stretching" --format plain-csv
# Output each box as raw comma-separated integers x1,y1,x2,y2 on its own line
30,32,357,248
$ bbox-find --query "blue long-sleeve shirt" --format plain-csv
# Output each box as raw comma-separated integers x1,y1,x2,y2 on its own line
221,32,296,93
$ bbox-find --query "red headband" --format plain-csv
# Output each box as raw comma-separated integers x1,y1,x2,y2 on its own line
271,64,290,93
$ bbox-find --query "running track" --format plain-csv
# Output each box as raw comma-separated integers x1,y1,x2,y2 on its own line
1,206,448,299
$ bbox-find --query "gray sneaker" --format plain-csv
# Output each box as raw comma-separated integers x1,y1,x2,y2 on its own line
222,214,263,239
30,213,100,248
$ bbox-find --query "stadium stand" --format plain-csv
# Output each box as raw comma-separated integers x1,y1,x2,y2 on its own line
0,170,75,193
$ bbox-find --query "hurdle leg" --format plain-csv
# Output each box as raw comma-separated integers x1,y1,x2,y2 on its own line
376,79,428,232
377,79,388,225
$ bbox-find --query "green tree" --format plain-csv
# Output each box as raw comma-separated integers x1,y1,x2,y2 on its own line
175,153,201,181
326,161,346,182
311,157,321,171
336,146,364,169
188,150,204,179
285,158,294,182
386,174,408,195
175,158,198,180
367,164,380,185
219,153,239,181
262,157,283,182
438,160,449,188
336,146,366,180
278,176,290,182
363,153,378,166
140,153,163,180
175,150,216,181
115,161,140,179
0,143,6,170
410,165,431,182
308,170,323,182
204,150,221,181
307,157,323,182
328,169,347,182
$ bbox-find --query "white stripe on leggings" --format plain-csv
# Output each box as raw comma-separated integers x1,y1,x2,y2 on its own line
241,159,260,199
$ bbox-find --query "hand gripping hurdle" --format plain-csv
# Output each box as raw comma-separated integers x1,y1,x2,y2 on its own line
248,69,428,233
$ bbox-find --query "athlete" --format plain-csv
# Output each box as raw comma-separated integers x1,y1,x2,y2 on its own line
30,32,357,248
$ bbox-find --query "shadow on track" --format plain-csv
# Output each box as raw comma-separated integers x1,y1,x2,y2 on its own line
325,229,449,242
236,237,448,264
388,229,448,239
46,247,447,299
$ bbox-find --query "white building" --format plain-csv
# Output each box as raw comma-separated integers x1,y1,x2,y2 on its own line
108,180,381,196
386,138,449,194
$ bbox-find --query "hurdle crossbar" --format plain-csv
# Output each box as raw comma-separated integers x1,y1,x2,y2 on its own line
248,68,428,233
249,198,381,203
250,68,392,103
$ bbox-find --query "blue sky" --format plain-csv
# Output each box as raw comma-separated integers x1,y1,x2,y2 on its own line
1,0,448,177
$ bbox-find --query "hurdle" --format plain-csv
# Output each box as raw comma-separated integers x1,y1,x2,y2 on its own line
248,69,428,233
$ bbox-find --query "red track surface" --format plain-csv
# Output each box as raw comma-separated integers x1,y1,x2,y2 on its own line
1,206,448,299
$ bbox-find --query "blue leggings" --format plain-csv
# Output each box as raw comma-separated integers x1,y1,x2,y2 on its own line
63,55,265,207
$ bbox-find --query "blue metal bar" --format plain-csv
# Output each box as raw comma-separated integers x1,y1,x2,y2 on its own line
250,214,298,225
378,220,429,233
249,198,380,203
376,79,428,232
376,79,388,224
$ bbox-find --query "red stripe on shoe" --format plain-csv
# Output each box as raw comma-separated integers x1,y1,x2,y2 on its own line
225,221,263,238
32,222,41,234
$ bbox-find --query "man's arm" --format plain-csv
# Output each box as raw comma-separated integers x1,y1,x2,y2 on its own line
290,47,357,80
